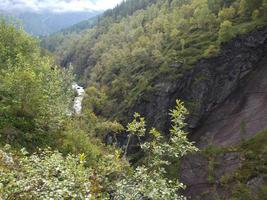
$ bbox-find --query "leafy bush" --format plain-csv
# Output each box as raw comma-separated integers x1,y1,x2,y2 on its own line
0,100,197,200
0,147,93,199
112,100,198,199
218,20,236,43
203,44,220,57
0,20,74,150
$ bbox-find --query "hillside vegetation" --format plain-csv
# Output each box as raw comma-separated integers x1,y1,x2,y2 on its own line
1,0,267,199
0,19,198,199
45,0,267,121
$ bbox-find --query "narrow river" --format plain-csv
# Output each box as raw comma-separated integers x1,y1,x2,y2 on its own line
72,83,85,115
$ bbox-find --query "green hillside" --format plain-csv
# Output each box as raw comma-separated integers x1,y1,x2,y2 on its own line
0,18,196,199
1,0,267,199
48,0,267,121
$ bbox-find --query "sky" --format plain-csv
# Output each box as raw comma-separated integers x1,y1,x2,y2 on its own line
0,0,124,13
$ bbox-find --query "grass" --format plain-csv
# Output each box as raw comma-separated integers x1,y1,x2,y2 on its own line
194,130,267,199
220,130,267,199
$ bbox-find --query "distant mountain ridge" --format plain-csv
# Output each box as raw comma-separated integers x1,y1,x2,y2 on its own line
1,10,101,36
59,15,99,35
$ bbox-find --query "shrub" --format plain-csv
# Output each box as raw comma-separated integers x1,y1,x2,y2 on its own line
203,44,220,57
0,148,93,200
218,20,236,43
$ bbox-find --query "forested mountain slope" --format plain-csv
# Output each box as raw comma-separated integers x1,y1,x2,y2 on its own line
46,0,267,126
40,16,99,52
0,19,197,199
40,0,158,52
1,0,267,199
41,0,267,199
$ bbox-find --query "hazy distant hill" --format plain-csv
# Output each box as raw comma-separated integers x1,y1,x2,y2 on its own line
59,15,99,35
1,11,101,36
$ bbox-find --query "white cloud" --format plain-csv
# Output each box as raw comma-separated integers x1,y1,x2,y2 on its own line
0,0,123,13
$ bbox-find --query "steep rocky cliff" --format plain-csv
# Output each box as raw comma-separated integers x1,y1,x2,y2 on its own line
180,28,267,199
132,26,267,135
131,26,267,199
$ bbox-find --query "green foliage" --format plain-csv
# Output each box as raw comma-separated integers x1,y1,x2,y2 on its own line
0,20,74,150
113,100,198,199
202,145,228,183
207,0,223,14
43,0,267,120
238,0,263,19
0,18,112,166
113,165,186,200
218,6,236,21
0,99,197,199
218,20,236,43
231,183,254,200
218,130,267,199
59,119,102,162
0,20,38,67
203,44,220,57
83,86,109,115
0,147,93,199
0,146,128,200
252,9,260,20
263,0,267,19
199,130,267,199
80,86,124,141
2,0,267,198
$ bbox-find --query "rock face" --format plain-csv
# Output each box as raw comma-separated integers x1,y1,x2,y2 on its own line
132,26,267,199
180,152,242,199
180,33,267,199
191,54,267,148
132,26,267,137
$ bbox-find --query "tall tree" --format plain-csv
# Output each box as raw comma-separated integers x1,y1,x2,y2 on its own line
0,20,73,148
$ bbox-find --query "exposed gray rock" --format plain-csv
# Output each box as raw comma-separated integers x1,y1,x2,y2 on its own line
180,152,241,200
131,26,267,139
131,26,267,199
247,176,264,194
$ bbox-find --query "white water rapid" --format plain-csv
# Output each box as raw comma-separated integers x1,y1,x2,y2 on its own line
72,83,85,115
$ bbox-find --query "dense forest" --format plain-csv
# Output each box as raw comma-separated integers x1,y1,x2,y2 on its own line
44,0,267,122
1,0,267,199
0,19,198,199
